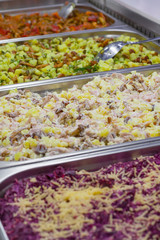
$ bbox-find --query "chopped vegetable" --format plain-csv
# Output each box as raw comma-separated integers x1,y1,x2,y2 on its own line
0,35,159,86
0,10,111,39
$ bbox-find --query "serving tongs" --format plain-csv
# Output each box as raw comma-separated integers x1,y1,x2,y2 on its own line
59,0,78,19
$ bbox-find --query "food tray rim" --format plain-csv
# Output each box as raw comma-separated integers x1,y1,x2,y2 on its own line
0,27,158,45
1,135,160,183
1,135,160,191
0,64,159,93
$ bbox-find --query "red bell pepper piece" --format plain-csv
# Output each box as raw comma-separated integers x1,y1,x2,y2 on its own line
51,25,60,33
31,27,40,34
0,27,8,35
88,15,98,22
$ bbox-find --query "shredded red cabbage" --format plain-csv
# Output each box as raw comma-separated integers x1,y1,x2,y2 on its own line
0,155,160,240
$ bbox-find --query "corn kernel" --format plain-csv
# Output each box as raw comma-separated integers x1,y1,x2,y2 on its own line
132,129,140,137
26,108,40,117
21,129,29,135
24,137,37,148
41,136,51,147
50,138,59,147
48,112,54,120
2,138,10,146
1,130,9,138
99,129,109,137
120,129,129,133
52,127,61,134
92,139,101,145
42,127,52,134
14,152,22,161
147,127,160,137
59,141,68,147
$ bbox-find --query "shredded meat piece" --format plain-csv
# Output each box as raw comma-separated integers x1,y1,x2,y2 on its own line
1,149,10,157
46,147,73,156
5,111,19,118
9,127,26,144
41,95,52,107
34,144,47,155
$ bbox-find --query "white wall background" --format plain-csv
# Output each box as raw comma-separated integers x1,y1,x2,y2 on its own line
114,0,160,24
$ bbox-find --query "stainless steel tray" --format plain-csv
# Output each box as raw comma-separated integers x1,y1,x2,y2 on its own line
1,136,160,240
0,2,124,36
0,28,159,90
0,65,160,169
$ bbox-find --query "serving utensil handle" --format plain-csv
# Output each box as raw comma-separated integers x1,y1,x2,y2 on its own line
129,36,160,45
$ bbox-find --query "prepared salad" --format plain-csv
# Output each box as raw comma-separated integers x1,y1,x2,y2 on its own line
0,35,159,86
0,10,111,39
1,71,160,161
0,154,160,239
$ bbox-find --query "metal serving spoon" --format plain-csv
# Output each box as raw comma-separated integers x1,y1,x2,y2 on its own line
95,36,160,62
59,0,78,19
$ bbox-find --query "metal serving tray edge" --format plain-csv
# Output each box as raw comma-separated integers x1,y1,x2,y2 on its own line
0,28,159,48
1,134,160,240
0,65,160,169
0,221,8,240
1,136,160,188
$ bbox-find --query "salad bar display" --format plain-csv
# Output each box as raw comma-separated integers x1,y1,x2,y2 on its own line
0,1,160,240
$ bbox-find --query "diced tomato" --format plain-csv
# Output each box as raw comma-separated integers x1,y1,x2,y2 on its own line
31,27,40,35
51,25,60,33
0,27,8,35
72,25,83,31
25,22,30,27
22,34,28,37
88,16,98,22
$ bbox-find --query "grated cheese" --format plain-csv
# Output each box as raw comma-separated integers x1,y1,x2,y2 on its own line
1,156,160,240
